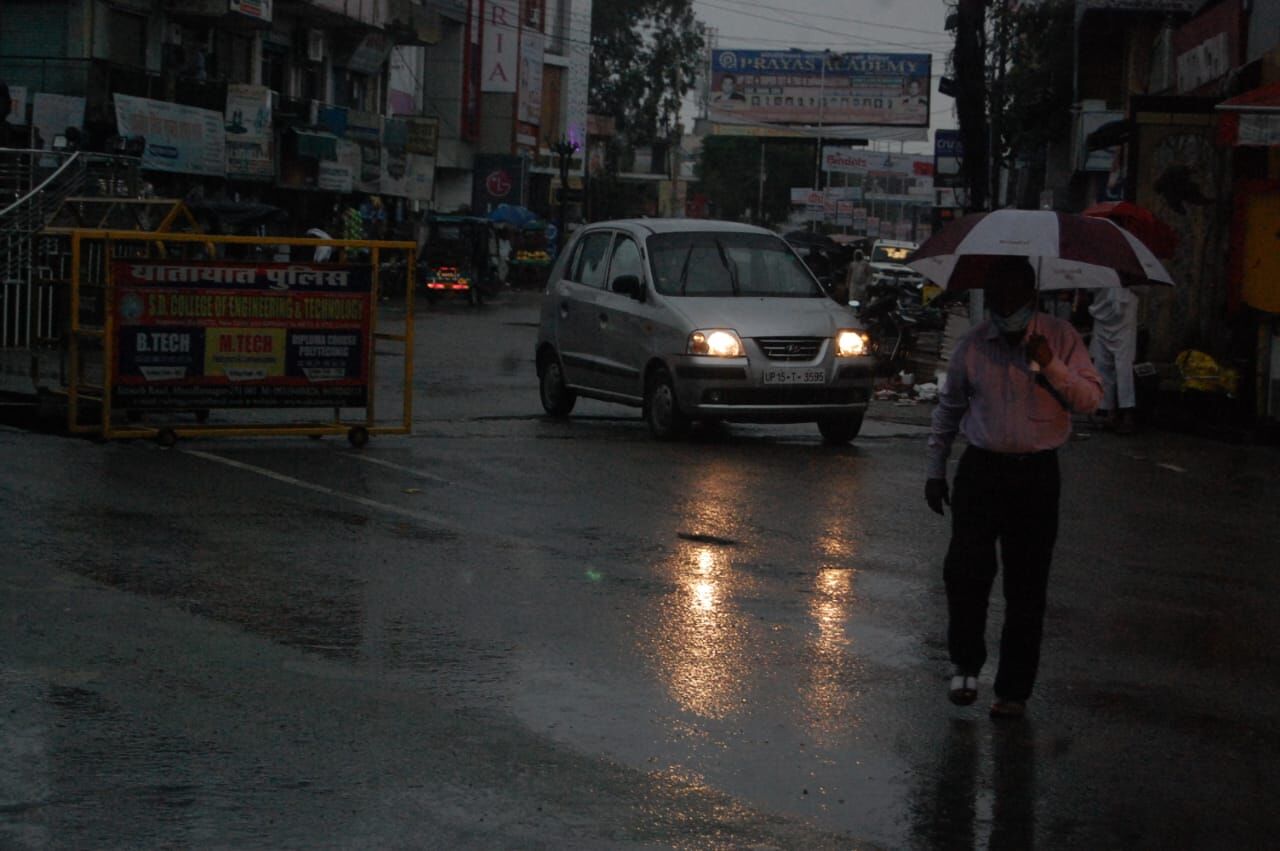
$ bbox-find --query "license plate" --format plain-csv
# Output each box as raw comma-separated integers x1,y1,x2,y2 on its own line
762,368,826,385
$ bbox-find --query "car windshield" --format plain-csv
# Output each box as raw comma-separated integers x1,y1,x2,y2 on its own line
647,232,822,297
872,244,914,264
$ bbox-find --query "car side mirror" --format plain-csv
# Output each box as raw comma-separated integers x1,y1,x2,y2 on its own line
611,274,644,300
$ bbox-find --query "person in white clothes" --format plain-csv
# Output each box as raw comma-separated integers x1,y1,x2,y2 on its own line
1087,286,1139,434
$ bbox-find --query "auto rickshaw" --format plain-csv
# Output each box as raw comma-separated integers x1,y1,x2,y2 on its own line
420,213,499,306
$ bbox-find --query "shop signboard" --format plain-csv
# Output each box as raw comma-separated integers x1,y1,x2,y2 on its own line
518,29,544,126
710,49,930,127
481,0,519,93
114,94,224,176
565,0,592,162
472,153,525,212
403,117,439,156
934,129,964,188
224,84,274,181
111,261,372,410
318,160,354,192
228,0,272,23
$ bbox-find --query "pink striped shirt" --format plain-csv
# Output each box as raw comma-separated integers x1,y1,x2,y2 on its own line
927,312,1102,479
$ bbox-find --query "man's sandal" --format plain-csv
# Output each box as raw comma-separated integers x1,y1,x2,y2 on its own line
949,674,978,706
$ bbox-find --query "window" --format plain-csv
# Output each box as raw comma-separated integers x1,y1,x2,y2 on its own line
606,237,642,290
647,232,821,298
108,9,147,68
216,30,254,84
571,232,613,288
262,45,287,94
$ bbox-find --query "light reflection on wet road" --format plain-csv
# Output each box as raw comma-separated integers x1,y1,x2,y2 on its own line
3,296,1280,848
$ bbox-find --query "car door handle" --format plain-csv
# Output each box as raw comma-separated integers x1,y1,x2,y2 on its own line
598,313,609,326
560,300,570,318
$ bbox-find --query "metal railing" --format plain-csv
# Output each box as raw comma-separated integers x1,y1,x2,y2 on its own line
0,150,84,349
1,147,145,352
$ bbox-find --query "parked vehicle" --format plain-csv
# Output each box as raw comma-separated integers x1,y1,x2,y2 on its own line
536,219,876,443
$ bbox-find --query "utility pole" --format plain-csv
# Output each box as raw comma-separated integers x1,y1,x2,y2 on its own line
955,0,989,213
810,49,829,233
757,142,766,226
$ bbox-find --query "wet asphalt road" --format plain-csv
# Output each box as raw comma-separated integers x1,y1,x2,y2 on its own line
3,291,1279,849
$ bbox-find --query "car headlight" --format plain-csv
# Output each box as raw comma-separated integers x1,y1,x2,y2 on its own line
835,329,869,357
688,329,743,357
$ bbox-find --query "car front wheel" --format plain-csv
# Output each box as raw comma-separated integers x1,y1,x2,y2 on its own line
539,356,576,416
817,412,864,445
644,367,689,440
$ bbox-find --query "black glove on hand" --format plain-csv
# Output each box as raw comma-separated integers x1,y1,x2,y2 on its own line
925,477,950,516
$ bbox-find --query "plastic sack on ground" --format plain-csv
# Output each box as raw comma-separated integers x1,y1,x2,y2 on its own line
1175,350,1239,397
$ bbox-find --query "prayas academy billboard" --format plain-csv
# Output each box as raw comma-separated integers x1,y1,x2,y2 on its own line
709,49,931,128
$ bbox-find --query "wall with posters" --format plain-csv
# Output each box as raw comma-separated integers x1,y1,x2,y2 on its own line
224,84,274,181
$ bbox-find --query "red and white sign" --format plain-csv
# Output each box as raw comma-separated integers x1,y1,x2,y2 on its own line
486,168,513,198
481,0,519,93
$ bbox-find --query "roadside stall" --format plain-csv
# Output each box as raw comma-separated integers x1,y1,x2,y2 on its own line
508,221,553,290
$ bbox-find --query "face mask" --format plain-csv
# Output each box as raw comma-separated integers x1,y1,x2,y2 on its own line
991,302,1034,335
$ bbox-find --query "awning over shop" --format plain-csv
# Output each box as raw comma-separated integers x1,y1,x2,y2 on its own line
1216,83,1280,146
290,128,339,161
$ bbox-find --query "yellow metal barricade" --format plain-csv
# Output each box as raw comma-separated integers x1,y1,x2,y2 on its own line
64,229,416,446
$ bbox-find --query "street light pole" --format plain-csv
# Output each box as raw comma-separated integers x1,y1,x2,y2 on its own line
550,136,579,255
811,50,829,234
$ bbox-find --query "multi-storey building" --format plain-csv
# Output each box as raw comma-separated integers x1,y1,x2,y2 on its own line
1,0,590,234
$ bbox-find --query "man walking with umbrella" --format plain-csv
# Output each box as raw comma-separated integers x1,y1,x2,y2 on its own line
925,256,1102,719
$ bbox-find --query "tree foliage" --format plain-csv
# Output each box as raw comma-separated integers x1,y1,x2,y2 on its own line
696,138,815,225
946,0,1074,207
996,0,1075,165
589,0,705,145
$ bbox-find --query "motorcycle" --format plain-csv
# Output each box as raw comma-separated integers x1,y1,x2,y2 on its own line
851,290,920,375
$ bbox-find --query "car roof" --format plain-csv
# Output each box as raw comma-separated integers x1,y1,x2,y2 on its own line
580,218,777,237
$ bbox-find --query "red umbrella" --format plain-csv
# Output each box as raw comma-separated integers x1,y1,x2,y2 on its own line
1080,201,1178,259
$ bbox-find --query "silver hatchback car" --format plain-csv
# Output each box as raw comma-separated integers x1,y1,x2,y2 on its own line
535,219,876,442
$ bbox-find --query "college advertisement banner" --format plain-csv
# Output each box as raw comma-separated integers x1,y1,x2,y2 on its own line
710,49,930,127
114,94,225,176
111,261,372,409
224,84,274,181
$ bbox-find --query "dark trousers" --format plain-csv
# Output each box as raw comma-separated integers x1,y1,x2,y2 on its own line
944,446,1060,702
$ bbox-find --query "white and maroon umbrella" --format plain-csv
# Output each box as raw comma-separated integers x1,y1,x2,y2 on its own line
908,209,1175,291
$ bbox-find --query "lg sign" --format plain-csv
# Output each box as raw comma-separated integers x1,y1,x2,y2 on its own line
486,169,512,198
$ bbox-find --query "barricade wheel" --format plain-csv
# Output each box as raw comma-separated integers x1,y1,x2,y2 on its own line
156,428,178,448
348,426,370,448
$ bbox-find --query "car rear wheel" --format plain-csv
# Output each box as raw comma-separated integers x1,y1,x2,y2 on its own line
644,367,689,440
818,412,864,445
539,356,576,416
